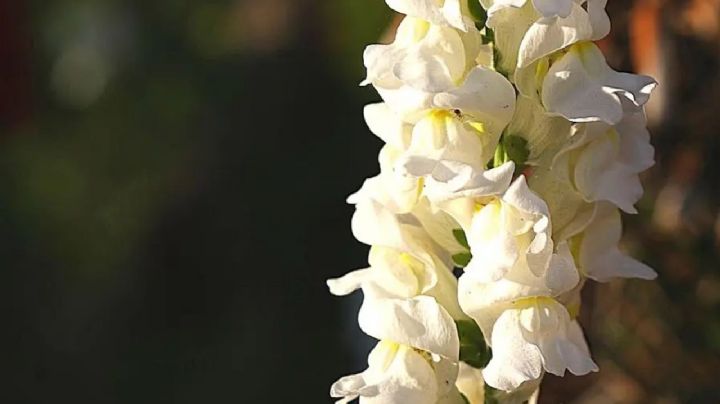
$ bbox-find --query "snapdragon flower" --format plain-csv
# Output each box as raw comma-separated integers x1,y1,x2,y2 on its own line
385,0,477,31
363,16,483,93
457,241,594,391
542,42,656,124
436,175,554,282
330,340,464,404
552,102,655,213
485,0,609,75
570,202,657,282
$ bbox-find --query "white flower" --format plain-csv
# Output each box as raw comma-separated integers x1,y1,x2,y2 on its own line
363,16,483,93
457,240,587,390
488,0,573,19
344,185,468,320
542,42,657,125
327,244,462,358
386,0,476,31
486,0,609,74
570,202,657,282
330,340,465,404
498,97,598,242
350,144,423,214
362,78,516,203
375,66,517,138
458,241,580,336
481,297,597,391
364,102,413,151
552,103,655,213
455,362,543,404
400,110,500,179
439,176,555,282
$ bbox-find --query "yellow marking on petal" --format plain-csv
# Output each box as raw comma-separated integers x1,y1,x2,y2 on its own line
474,198,500,213
606,128,620,150
415,177,425,202
429,109,452,121
570,41,595,64
410,18,431,42
511,296,556,310
399,252,426,281
535,58,550,87
377,340,401,371
467,121,485,135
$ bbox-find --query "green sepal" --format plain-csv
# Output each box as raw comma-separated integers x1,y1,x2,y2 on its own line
482,27,495,45
453,228,470,249
452,252,473,268
467,0,488,27
491,134,530,173
502,135,529,171
456,320,492,369
484,386,502,404
492,141,508,168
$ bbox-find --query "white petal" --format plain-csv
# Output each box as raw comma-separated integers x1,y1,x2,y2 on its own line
350,199,409,251
432,67,517,136
362,43,404,88
327,268,373,296
541,316,598,376
616,108,655,171
411,199,467,255
331,341,440,404
364,103,412,150
518,3,593,68
531,0,573,18
386,0,446,26
502,175,550,219
360,294,459,360
487,2,538,75
455,363,485,404
405,112,489,171
588,0,610,39
421,161,515,203
394,25,468,92
488,0,529,15
441,0,475,31
386,0,472,31
542,42,657,124
482,309,544,391
466,202,519,282
545,243,581,293
579,203,657,281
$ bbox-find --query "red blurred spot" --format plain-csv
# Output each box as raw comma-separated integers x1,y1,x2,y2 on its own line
0,0,32,132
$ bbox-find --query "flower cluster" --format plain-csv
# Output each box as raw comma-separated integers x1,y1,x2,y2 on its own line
328,1,657,402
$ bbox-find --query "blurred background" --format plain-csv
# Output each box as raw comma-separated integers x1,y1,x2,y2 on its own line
0,0,718,403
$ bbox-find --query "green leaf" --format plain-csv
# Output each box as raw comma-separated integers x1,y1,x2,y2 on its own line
456,320,492,368
452,252,472,268
453,228,470,249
